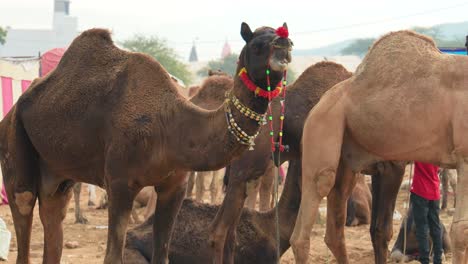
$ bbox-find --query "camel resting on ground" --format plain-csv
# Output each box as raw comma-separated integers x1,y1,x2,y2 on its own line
291,30,468,264
1,22,292,264
390,203,451,263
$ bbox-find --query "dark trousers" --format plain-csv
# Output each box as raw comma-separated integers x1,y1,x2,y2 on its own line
410,193,443,264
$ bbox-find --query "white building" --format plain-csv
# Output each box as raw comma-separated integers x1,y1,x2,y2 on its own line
0,0,79,57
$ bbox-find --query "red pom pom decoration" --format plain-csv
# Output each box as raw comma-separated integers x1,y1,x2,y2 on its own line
275,26,289,38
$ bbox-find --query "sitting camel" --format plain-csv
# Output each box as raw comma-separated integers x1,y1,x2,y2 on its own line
124,159,303,264
345,173,371,227
0,22,293,263
390,203,451,263
291,30,468,264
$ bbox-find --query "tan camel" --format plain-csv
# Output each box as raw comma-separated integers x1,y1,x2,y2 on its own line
291,30,468,264
1,22,293,264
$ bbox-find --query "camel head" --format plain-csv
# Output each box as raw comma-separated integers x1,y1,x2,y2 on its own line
240,22,293,90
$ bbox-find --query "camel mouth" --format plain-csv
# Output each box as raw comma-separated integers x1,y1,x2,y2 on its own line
269,58,290,72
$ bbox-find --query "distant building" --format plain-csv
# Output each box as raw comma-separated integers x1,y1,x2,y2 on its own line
0,0,79,57
221,40,231,58
189,43,198,62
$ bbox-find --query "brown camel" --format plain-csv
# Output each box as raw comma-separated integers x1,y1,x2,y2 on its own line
1,22,292,264
345,173,371,227
209,61,353,263
291,30,468,264
440,168,457,210
124,159,303,264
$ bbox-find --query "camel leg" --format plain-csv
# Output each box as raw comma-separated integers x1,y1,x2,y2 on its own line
5,177,36,264
186,171,195,199
38,181,73,264
104,181,139,264
245,179,259,209
88,184,96,206
370,162,405,264
73,183,89,224
209,180,247,264
143,189,157,221
290,106,345,264
451,162,468,264
152,171,188,264
196,171,206,203
324,161,357,263
210,169,224,204
441,170,449,210
259,165,274,211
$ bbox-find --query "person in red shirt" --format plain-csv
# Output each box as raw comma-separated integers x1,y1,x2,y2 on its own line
410,161,443,264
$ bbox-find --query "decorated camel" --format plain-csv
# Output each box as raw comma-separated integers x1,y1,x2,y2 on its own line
290,30,468,264
124,61,372,263
0,22,293,264
208,61,353,263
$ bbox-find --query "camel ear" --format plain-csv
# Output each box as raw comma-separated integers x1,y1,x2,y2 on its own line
241,22,253,43
282,22,288,31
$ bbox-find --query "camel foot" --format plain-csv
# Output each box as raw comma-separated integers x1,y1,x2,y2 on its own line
75,215,89,224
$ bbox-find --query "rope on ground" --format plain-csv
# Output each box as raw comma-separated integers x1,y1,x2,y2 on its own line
272,151,281,264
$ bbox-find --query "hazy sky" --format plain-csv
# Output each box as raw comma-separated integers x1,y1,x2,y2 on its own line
1,0,467,60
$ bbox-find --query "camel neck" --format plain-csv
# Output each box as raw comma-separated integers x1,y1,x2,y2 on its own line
166,71,271,171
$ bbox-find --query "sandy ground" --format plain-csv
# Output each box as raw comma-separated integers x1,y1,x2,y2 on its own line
0,172,455,264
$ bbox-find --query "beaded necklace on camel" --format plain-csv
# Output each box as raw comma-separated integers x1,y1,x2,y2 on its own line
225,26,289,152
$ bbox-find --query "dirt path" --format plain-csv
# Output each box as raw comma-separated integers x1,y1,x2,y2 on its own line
0,175,454,263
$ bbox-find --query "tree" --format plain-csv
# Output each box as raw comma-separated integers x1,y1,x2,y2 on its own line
340,38,375,57
121,35,193,85
198,53,297,84
0,26,7,45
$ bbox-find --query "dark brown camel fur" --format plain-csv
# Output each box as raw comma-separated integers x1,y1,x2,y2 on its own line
292,30,468,264
0,22,292,264
124,159,302,264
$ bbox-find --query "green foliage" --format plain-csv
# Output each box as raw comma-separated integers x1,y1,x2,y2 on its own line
197,53,238,77
411,26,464,47
0,27,7,45
340,38,375,57
197,53,297,84
121,35,193,85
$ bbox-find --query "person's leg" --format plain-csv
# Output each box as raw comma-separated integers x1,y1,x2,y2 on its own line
428,199,443,264
411,193,430,264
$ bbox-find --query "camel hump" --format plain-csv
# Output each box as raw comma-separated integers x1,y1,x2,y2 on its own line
354,30,442,82
76,28,114,45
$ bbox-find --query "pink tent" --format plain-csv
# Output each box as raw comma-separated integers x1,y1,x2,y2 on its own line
41,48,66,76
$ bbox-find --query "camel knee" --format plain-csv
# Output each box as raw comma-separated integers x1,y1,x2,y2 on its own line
15,191,35,215
290,237,310,264
315,168,336,197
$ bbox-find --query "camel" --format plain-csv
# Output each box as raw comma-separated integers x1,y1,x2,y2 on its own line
291,30,468,264
209,61,353,263
72,182,96,224
390,203,451,263
0,22,293,264
124,159,303,264
345,173,371,227
440,168,457,210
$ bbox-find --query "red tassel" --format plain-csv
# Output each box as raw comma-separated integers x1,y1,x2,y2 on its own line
275,26,289,38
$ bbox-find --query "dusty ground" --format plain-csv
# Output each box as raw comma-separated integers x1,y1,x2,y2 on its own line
0,170,455,264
